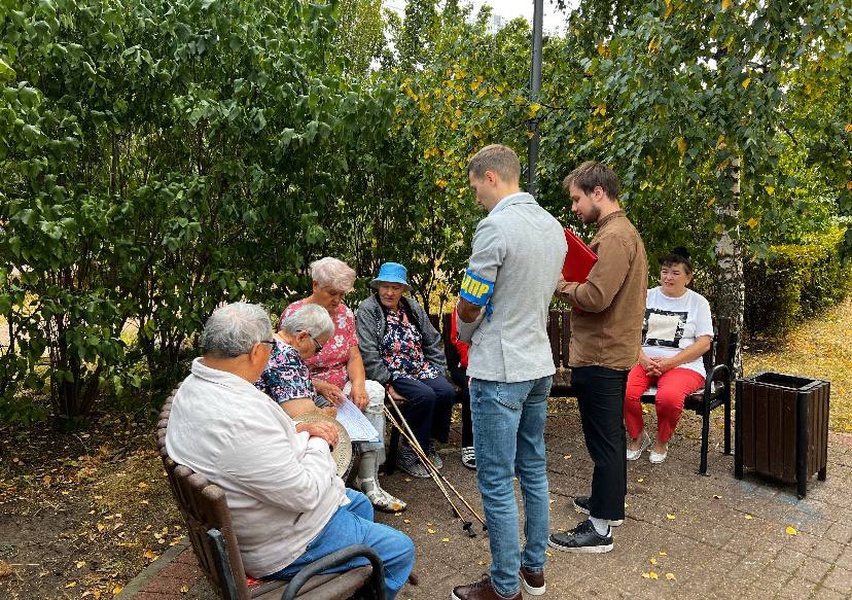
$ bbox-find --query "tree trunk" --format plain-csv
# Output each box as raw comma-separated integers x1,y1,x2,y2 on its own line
713,154,745,377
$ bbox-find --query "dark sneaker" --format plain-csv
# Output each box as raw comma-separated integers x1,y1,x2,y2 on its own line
461,446,476,470
573,496,624,527
451,575,521,600
548,519,614,554
397,445,430,479
519,567,545,596
427,442,443,470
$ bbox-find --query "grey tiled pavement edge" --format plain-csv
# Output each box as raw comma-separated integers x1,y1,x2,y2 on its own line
126,401,852,599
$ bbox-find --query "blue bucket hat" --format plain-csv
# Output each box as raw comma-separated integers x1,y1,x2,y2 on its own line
370,262,412,290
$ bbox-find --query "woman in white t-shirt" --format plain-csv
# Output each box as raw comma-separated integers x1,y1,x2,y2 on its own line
624,248,714,464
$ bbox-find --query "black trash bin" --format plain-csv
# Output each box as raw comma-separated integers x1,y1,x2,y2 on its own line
735,372,829,498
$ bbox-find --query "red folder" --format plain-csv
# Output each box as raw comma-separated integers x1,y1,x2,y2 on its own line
562,229,598,283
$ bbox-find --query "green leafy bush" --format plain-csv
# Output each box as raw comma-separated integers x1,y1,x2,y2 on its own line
744,226,852,338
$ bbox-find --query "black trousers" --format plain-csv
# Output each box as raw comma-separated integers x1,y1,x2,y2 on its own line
572,365,629,521
449,363,474,447
391,375,456,450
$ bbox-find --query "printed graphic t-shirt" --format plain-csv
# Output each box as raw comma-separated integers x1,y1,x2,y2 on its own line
642,287,714,377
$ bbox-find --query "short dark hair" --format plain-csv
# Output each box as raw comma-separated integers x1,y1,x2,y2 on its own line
562,161,620,200
658,246,694,275
467,144,521,183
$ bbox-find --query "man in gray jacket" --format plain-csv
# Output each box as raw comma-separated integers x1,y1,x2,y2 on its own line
452,145,567,600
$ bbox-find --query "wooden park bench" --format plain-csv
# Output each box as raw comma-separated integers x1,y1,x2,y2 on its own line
384,309,737,477
156,391,386,600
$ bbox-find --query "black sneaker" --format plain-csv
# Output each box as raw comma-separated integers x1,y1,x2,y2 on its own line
426,442,443,470
548,519,613,554
573,496,624,527
397,445,430,478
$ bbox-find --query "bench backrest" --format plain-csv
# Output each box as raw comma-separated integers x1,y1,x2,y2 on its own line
157,394,254,600
434,310,734,380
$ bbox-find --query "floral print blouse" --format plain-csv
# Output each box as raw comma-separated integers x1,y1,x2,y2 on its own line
282,300,356,389
255,339,323,406
381,308,439,381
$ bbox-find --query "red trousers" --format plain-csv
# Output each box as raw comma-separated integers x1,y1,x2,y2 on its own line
623,364,705,443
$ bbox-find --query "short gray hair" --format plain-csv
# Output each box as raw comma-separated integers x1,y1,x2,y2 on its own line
279,303,334,339
310,257,356,293
199,302,273,359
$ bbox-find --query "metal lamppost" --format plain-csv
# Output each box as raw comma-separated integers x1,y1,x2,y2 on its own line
527,0,544,195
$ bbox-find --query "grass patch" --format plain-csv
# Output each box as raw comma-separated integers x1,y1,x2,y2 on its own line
743,296,852,433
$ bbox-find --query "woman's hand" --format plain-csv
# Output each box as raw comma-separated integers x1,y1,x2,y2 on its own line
350,381,369,411
386,383,405,401
313,379,346,406
295,421,339,447
638,352,658,375
650,356,677,375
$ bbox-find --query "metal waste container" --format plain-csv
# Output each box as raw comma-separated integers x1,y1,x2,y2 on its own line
735,372,829,498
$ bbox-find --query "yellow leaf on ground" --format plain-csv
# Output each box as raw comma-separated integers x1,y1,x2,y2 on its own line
641,572,651,579
844,123,852,132
427,528,436,534
441,537,450,543
0,561,14,578
764,185,775,195
666,513,676,520
786,526,798,535
180,585,190,593
142,549,158,560
637,477,644,483
659,551,668,556
66,582,78,588
665,572,676,581
649,571,659,580
746,217,759,229
112,585,123,596
650,557,658,565
76,561,86,568
745,514,753,520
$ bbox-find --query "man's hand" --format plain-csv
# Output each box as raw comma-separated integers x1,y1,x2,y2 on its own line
313,379,346,406
295,421,339,447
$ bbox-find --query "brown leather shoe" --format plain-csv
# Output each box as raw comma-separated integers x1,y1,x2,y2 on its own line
451,575,521,600
519,567,546,595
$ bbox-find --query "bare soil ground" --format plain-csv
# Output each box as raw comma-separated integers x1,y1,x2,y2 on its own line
1,296,850,598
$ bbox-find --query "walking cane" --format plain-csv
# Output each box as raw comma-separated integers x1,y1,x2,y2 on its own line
385,396,487,531
383,407,476,537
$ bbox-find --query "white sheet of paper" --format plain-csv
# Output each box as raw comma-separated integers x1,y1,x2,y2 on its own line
335,398,381,443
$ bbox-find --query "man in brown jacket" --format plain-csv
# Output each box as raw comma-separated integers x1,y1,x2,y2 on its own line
548,161,647,554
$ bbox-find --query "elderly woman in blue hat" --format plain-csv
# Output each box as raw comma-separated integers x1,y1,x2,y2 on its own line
356,262,455,478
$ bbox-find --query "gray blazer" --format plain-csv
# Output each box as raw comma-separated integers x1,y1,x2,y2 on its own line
355,294,447,385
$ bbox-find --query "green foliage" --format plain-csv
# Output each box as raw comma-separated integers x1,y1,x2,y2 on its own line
744,227,852,339
0,0,391,422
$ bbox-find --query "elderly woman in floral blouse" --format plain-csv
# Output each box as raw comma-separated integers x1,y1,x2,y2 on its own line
282,258,406,513
356,262,455,479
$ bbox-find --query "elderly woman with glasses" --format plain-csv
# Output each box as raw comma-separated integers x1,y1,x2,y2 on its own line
282,258,406,514
356,262,455,479
255,303,338,418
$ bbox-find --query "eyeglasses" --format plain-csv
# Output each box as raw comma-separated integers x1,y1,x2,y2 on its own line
311,336,324,353
259,339,276,348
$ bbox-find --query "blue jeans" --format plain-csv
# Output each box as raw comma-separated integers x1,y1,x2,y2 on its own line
269,490,415,599
470,377,552,597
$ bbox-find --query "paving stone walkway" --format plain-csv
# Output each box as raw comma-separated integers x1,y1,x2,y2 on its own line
121,401,852,599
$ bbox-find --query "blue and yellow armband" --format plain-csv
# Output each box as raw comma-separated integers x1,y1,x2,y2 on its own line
459,269,495,306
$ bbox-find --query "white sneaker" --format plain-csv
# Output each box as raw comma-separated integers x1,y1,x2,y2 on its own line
626,430,651,461
461,446,476,470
